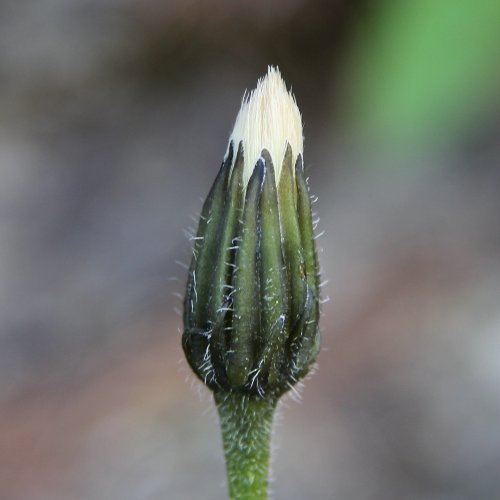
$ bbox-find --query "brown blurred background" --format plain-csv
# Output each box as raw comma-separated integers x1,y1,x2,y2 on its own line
1,0,500,499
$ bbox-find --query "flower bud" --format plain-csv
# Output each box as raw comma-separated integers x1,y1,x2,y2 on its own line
183,67,320,398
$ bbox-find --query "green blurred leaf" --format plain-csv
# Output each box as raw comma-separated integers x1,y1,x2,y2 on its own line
346,0,500,156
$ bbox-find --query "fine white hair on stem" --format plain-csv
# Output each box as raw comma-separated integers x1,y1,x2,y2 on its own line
227,65,303,186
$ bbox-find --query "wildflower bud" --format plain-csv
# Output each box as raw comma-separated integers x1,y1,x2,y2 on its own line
183,67,320,399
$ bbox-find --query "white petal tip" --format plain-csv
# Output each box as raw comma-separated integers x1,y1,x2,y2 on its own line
227,66,303,185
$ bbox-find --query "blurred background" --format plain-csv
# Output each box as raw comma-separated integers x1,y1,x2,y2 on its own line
1,0,500,499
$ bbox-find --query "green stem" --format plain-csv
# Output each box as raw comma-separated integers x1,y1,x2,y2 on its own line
214,391,278,500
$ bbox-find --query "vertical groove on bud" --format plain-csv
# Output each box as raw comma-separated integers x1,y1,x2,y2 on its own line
226,159,265,387
209,142,245,386
277,144,307,332
182,144,234,386
287,155,321,379
257,151,288,390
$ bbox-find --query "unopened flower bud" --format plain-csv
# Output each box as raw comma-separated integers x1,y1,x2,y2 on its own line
183,67,320,399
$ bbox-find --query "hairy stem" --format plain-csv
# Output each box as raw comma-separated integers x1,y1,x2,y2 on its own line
214,391,277,500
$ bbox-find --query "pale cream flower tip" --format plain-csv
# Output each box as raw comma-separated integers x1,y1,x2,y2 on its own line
227,66,303,186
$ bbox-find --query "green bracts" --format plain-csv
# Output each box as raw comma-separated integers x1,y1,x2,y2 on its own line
183,141,320,399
